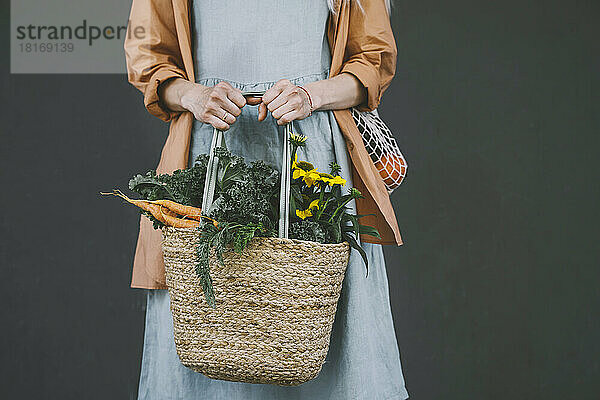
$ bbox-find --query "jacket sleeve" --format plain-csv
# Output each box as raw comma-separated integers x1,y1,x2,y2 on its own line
124,0,187,122
340,0,398,112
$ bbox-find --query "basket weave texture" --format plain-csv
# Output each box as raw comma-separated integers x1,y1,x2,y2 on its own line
162,226,350,386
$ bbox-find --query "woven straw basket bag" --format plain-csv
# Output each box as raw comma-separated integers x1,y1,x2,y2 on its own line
161,94,350,385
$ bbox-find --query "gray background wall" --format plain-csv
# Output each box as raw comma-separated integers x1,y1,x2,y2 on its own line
1,0,599,399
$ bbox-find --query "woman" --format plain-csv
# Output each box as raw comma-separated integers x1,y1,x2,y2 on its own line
125,0,408,398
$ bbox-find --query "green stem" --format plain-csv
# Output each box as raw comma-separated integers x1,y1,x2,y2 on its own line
315,183,327,219
328,195,355,223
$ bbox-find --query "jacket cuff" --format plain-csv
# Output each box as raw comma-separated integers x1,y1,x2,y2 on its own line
340,60,381,112
143,68,186,122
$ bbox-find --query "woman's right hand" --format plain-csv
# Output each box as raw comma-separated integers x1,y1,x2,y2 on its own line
160,79,247,130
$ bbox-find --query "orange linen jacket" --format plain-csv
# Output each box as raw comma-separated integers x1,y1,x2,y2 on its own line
124,0,403,289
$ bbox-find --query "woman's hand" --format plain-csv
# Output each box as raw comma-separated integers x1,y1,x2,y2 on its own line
259,79,313,125
160,79,248,130
160,73,366,128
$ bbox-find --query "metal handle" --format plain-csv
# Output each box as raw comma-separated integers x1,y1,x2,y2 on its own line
201,90,292,239
278,124,291,238
200,127,224,216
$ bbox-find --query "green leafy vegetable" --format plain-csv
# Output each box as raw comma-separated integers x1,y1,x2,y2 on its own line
124,133,380,307
195,221,266,307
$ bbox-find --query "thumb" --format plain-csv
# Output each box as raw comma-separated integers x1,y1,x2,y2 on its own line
258,102,268,121
245,96,262,106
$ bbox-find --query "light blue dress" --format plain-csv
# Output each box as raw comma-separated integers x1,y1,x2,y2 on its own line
137,1,409,399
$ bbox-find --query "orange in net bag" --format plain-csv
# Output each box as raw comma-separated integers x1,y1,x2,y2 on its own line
351,108,407,192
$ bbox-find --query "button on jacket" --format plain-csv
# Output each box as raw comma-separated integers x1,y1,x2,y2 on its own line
124,0,403,289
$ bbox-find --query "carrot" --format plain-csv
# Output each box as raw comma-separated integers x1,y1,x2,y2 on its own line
146,198,217,227
101,190,167,223
161,211,200,228
156,205,200,227
157,205,177,218
148,203,200,227
101,190,200,228
147,200,203,221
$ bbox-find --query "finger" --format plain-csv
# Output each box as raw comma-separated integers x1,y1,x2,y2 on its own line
217,108,237,125
262,80,289,105
258,102,268,121
245,96,262,106
227,89,247,109
204,98,239,124
245,95,267,121
277,109,303,125
271,99,296,120
266,87,296,115
223,82,247,108
206,114,230,131
216,96,243,117
214,81,246,108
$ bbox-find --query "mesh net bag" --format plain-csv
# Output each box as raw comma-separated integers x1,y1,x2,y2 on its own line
351,108,407,192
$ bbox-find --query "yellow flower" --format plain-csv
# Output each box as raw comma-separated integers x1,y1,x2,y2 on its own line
296,161,315,171
321,175,347,186
293,167,321,187
292,154,315,171
290,132,307,147
295,199,320,220
296,209,311,219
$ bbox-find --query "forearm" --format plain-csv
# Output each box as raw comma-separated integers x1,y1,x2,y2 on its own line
159,78,208,113
302,73,366,111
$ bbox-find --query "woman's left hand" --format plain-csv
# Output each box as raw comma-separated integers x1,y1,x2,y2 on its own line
258,79,312,125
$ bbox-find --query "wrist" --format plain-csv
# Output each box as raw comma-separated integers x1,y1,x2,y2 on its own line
301,83,322,111
161,79,203,112
175,80,202,109
298,86,315,115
